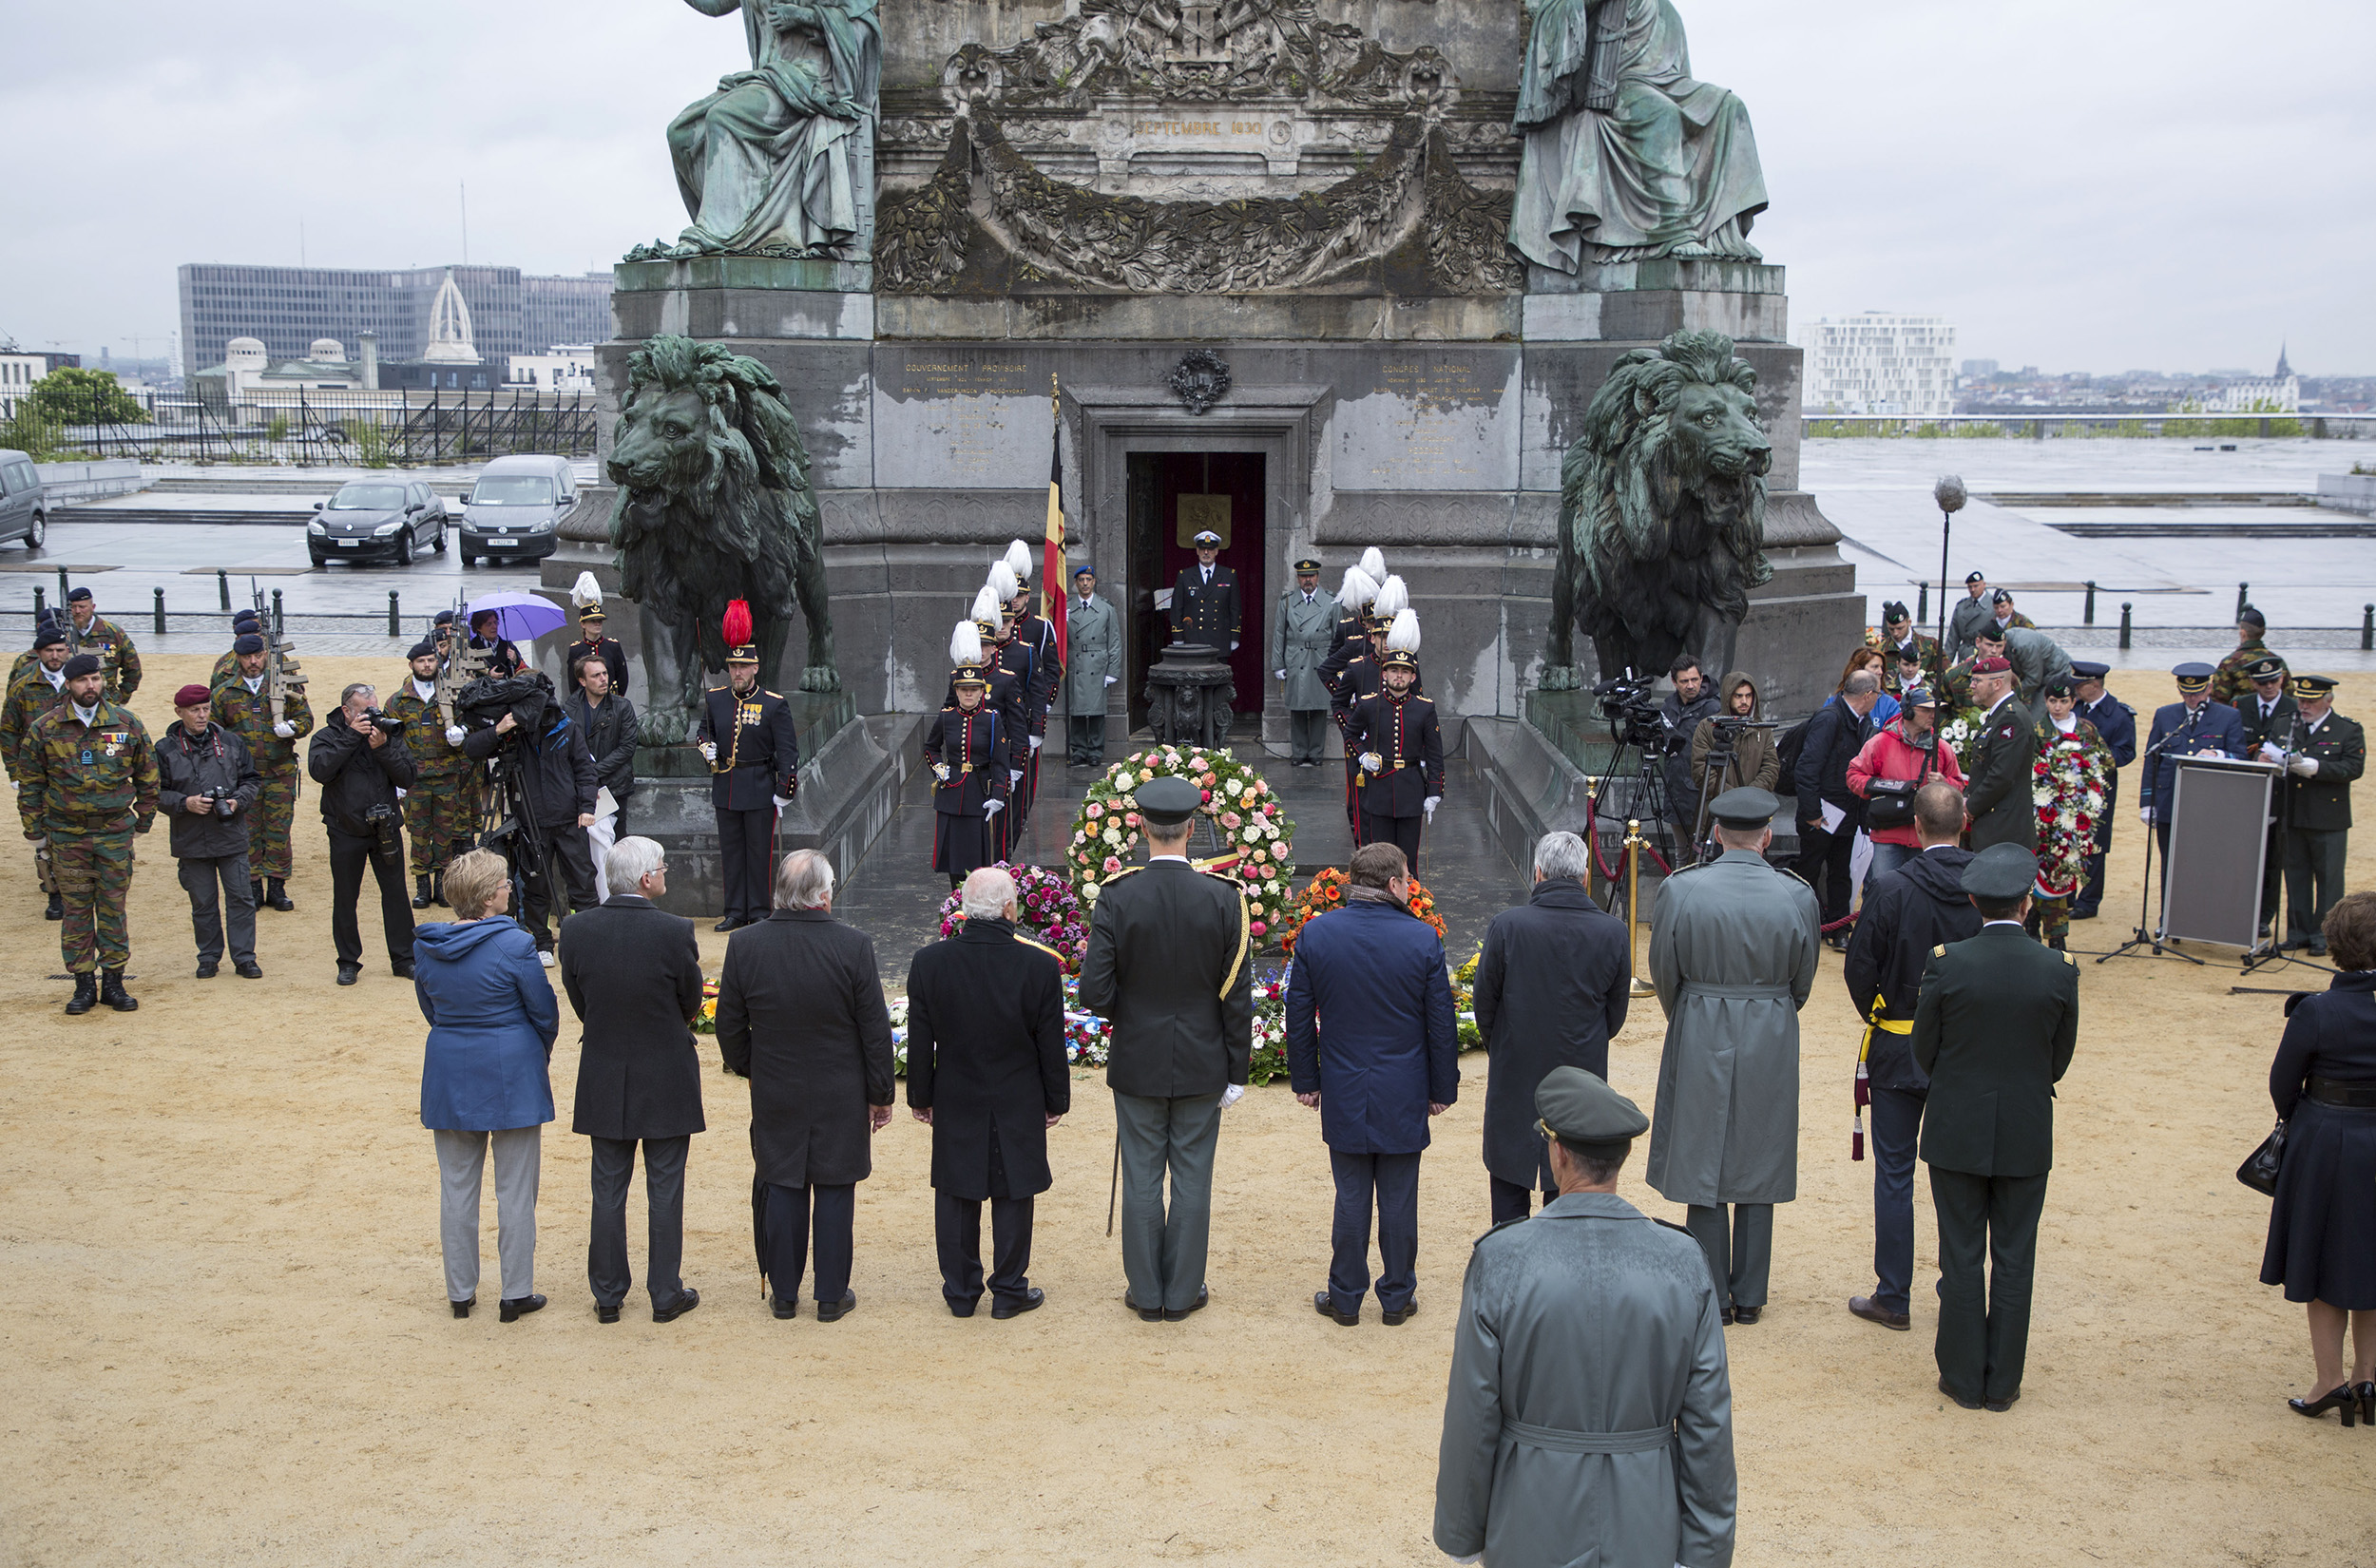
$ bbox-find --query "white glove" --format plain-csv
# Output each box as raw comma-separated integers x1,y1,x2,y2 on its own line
1448,1557,1481,1566
984,799,1003,818
1029,736,1041,751
1218,1083,1245,1110
1423,794,1441,822
1360,752,1383,774
273,720,296,739
699,740,718,764
2138,807,2155,825
772,794,793,811
933,762,951,783
2290,755,2319,777
1230,641,1239,652
1275,669,1288,681
444,725,465,747
394,788,408,802
1103,676,1116,686
1010,769,1025,785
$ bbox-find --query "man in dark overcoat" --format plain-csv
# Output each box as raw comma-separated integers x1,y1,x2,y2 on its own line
1472,829,1630,1222
1286,841,1459,1327
1963,655,2039,854
905,866,1071,1318
716,848,895,1322
2279,675,2362,955
1078,774,1254,1322
1913,843,2081,1412
1839,782,1979,1332
560,836,706,1324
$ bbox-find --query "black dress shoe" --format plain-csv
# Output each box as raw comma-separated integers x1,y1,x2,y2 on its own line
1126,1292,1164,1323
451,1296,473,1319
235,960,263,979
1314,1291,1358,1327
1720,1306,1734,1327
1730,1305,1761,1325
195,961,220,979
714,916,741,933
1382,1299,1418,1327
1983,1390,2021,1413
991,1288,1045,1320
336,964,361,986
64,973,98,1015
815,1289,857,1323
771,1293,800,1320
2069,907,2098,921
596,1303,621,1324
1938,1376,1983,1410
1163,1285,1211,1323
653,1287,700,1323
2290,1383,2358,1425
1849,1295,1910,1330
99,968,136,1012
948,1297,979,1318
498,1292,546,1323
2309,936,2329,957
391,958,417,980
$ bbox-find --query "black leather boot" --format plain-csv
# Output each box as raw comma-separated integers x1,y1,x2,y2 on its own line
412,874,434,909
99,968,137,1012
431,871,448,908
45,890,63,921
267,878,294,911
251,879,266,910
64,973,98,1015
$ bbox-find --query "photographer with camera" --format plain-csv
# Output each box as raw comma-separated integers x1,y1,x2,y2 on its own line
158,683,264,980
462,672,600,966
309,682,420,986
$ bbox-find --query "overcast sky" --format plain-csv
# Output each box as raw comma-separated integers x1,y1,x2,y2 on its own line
4,0,2369,375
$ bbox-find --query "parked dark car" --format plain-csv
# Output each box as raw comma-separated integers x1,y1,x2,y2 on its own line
308,479,449,566
456,454,575,566
0,449,48,549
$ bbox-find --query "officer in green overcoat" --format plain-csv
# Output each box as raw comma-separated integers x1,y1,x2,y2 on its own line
1060,564,1121,766
1912,843,2080,1412
1270,556,1337,766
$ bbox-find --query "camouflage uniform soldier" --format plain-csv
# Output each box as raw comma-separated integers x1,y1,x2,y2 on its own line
8,613,66,690
209,610,265,688
2212,604,2284,707
4,622,75,921
64,586,142,702
18,654,157,1013
385,639,479,907
211,632,315,910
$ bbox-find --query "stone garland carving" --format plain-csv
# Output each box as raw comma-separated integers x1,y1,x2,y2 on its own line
876,111,1520,296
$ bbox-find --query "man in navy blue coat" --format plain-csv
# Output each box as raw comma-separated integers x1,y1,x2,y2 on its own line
1286,840,1459,1327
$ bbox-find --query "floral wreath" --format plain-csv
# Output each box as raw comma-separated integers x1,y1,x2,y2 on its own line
1277,866,1448,957
1936,704,1990,778
935,862,1089,974
1068,744,1294,936
2031,724,2112,900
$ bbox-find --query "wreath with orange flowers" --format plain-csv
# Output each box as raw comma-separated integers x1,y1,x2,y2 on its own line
1277,865,1448,956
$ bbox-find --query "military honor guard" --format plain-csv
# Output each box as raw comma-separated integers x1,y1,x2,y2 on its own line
1913,842,2081,1412
2213,603,2283,705
987,560,1048,844
1062,564,1121,766
2027,676,2116,950
2139,660,2246,870
1947,569,1995,661
1325,574,1409,845
211,630,314,912
1169,529,1242,651
18,653,157,1014
63,585,141,701
950,587,1030,858
2069,661,2136,920
1646,786,1821,1325
999,538,1063,741
1078,774,1255,1323
1329,564,1377,658
1962,654,2040,853
565,591,630,697
904,865,1071,1318
1271,556,1337,766
386,639,476,908
1345,610,1444,862
1873,600,1944,694
2276,675,2362,955
1434,1066,1735,1568
925,624,1011,889
2236,654,2301,939
694,603,800,932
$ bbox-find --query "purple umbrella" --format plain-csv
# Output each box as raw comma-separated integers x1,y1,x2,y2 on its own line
466,591,568,644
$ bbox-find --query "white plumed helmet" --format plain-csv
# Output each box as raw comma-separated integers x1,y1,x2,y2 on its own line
1004,540,1035,581
1370,573,1409,621
1336,565,1376,609
1358,546,1387,583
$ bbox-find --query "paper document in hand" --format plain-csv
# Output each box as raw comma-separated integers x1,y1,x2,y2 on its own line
1818,799,1847,834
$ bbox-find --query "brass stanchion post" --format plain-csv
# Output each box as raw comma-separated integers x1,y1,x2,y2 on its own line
1626,816,1656,997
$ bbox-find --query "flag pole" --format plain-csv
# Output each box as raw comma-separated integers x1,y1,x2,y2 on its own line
1045,373,1068,664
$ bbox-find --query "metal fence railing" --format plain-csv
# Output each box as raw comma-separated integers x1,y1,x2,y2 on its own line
0,381,600,467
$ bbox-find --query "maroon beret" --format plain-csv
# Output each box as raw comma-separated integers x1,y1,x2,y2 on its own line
174,683,214,708
1971,655,2012,675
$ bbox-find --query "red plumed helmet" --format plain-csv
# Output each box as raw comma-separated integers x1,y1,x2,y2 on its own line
721,599,753,648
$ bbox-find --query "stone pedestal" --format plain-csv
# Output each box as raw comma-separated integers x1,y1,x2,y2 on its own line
1144,642,1236,747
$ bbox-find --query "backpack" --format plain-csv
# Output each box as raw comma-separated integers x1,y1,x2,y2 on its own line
1773,715,1812,787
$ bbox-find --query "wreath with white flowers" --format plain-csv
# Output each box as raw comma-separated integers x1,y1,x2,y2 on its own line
2031,721,2113,901
1067,744,1296,938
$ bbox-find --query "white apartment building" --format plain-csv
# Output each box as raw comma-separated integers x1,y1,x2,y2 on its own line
1802,313,1958,417
2207,347,2300,412
0,352,48,416
507,345,598,394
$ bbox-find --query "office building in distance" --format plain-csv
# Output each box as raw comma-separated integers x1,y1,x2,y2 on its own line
1801,312,1957,417
177,263,611,380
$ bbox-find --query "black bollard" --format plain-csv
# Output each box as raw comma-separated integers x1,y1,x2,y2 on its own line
2119,602,2133,651
2364,603,2373,652
57,565,68,603
153,586,165,637
217,568,230,611
1916,582,1927,622
272,588,284,636
2083,581,2096,625
2236,582,2249,619
33,585,45,622
388,590,400,638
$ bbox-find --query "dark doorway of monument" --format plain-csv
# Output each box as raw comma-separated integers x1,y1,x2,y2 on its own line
1124,449,1267,734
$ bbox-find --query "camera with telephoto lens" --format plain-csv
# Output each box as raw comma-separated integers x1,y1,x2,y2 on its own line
361,800,404,862
358,706,406,735
1594,670,1671,750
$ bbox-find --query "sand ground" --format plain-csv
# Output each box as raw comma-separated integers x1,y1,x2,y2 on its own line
4,656,2373,1566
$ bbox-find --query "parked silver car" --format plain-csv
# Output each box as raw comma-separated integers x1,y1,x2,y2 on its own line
457,454,576,565
0,449,48,548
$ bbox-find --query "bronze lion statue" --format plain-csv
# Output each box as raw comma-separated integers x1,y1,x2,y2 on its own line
1541,329,1772,692
606,335,837,731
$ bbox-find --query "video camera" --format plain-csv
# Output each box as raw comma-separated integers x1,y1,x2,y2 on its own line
1595,669,1673,751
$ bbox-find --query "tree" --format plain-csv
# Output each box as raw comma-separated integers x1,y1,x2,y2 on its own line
28,366,150,426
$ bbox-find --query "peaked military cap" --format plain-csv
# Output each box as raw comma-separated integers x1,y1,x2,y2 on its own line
2290,673,2337,700
1293,556,1322,573
1135,774,1203,825
233,634,266,655
1962,841,2039,901
2172,661,2214,693
578,605,606,622
62,653,102,679
1708,786,1779,830
1191,529,1222,547
1535,1065,1649,1157
2243,656,2285,682
2070,660,2110,680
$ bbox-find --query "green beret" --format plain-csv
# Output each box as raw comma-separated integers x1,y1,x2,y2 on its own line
1135,774,1203,825
1961,842,2038,901
1535,1065,1648,1157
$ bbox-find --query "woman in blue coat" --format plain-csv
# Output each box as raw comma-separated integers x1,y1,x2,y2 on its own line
415,848,559,1321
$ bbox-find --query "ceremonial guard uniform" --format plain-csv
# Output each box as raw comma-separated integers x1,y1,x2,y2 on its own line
565,605,630,697
904,900,1071,1317
64,587,141,701
1062,565,1121,766
2278,675,2362,955
2070,660,2136,919
1963,657,2040,853
19,654,157,1014
2139,661,2246,869
1271,557,1337,766
999,544,1063,807
1914,844,2080,1412
1647,787,1821,1324
991,606,1045,845
1328,564,1375,658
948,592,1030,859
1324,574,1410,846
2212,606,2281,706
210,632,314,910
925,627,1011,888
1169,529,1242,648
1345,611,1443,862
385,640,477,908
695,614,800,931
1435,1068,1735,1568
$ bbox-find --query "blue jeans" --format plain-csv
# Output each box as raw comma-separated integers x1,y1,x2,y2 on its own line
1869,1085,1926,1314
1868,840,1919,884
1329,1149,1421,1312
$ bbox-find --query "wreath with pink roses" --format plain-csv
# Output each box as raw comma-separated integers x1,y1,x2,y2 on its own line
1066,744,1296,939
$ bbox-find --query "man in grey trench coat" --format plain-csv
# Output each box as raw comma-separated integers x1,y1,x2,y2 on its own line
1646,787,1820,1325
1271,557,1337,765
1435,1065,1735,1568
1062,564,1121,766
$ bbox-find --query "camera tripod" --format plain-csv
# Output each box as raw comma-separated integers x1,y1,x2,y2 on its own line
1590,730,1680,923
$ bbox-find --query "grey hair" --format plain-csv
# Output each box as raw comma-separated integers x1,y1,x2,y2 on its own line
340,681,375,707
961,866,1017,921
604,835,665,897
1533,831,1593,883
774,848,835,909
1843,671,1879,698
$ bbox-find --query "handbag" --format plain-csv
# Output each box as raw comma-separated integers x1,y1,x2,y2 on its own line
1865,776,1917,832
2236,1119,2287,1195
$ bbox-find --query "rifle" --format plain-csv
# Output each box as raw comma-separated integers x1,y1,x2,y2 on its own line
33,837,56,896
434,630,490,731
249,583,306,715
